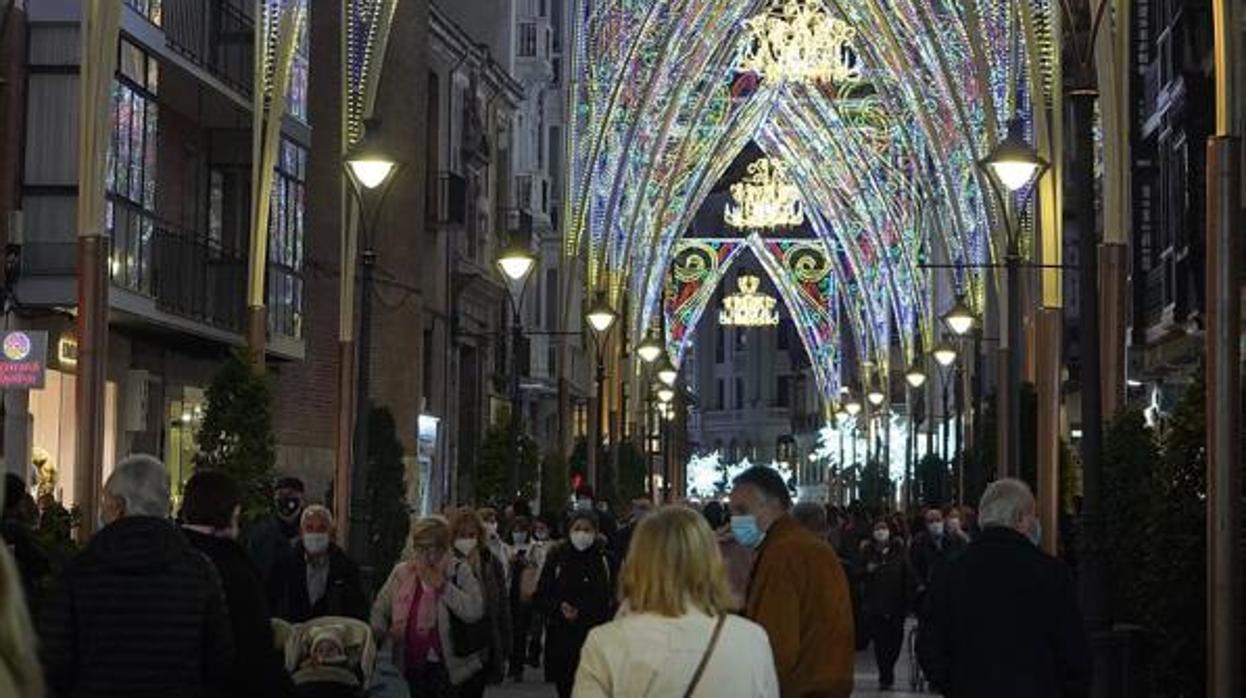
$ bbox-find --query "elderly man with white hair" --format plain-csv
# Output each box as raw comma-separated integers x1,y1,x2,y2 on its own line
38,454,235,696
916,478,1092,698
268,502,368,623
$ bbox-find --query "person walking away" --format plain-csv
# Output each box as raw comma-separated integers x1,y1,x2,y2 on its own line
246,476,306,589
449,507,512,694
371,517,487,698
730,466,854,697
910,507,965,603
917,479,1092,697
1,474,49,611
269,505,368,623
39,454,233,696
573,506,778,697
535,510,615,698
180,470,293,697
859,517,914,690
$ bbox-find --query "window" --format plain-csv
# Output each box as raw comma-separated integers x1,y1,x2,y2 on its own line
106,40,159,294
540,0,547,17
734,377,744,409
545,269,558,331
716,379,724,409
124,0,162,25
286,1,310,121
267,139,307,338
715,326,725,363
519,23,538,57
777,375,790,407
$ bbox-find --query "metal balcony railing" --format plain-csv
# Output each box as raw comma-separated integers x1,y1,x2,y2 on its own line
503,207,534,241
152,229,246,333
163,0,255,97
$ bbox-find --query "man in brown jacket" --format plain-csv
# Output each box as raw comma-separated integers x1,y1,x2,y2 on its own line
731,466,855,697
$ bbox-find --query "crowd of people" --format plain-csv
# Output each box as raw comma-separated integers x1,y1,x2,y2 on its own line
0,452,1095,697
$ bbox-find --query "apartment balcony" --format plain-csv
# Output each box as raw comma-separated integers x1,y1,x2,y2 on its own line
160,0,255,98
501,207,534,243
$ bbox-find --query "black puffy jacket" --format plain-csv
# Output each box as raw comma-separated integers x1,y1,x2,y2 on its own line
38,516,234,698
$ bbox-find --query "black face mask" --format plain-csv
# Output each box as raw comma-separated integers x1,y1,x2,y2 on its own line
276,496,303,520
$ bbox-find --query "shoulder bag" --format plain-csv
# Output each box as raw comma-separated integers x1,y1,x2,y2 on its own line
683,614,727,698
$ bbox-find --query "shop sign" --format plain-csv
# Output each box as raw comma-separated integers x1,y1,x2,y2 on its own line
0,331,48,390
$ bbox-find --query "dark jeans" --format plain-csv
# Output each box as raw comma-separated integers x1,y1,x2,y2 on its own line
510,600,534,676
868,612,906,685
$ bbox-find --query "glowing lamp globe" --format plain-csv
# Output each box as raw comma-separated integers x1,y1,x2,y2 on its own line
905,365,927,388
586,294,616,336
636,333,664,364
981,117,1047,193
932,341,958,367
943,296,976,336
656,355,679,387
345,119,398,190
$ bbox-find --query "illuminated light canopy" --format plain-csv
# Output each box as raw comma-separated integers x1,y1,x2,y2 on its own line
724,158,805,230
943,296,976,336
719,274,780,326
932,341,958,367
980,117,1048,193
738,0,861,86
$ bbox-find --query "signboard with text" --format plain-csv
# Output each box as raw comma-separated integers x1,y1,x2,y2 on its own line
0,331,48,390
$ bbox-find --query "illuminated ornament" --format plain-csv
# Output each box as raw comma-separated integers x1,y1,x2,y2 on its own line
725,159,804,230
738,0,861,85
719,275,780,327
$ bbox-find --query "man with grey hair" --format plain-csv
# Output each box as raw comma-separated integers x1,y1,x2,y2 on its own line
39,455,234,696
917,478,1091,697
268,502,367,622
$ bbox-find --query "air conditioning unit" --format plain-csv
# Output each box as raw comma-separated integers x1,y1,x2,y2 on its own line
124,370,150,432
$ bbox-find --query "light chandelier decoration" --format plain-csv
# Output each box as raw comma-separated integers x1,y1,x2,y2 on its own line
724,158,805,229
737,0,861,85
719,274,780,327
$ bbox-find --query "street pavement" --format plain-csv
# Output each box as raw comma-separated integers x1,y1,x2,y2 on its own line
370,634,932,697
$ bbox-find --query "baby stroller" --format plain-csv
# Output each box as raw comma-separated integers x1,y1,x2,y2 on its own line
276,616,377,698
906,622,927,692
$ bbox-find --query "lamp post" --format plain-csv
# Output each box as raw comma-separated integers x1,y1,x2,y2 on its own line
943,300,975,505
585,291,617,489
636,330,663,500
932,340,957,493
978,115,1048,478
343,118,400,563
496,240,537,499
905,361,927,510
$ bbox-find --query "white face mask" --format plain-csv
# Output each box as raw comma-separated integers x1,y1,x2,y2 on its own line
303,533,330,555
534,529,549,541
927,521,944,537
570,531,595,551
575,499,593,511
873,528,891,543
454,537,478,556
512,531,529,545
947,518,962,532
483,522,499,537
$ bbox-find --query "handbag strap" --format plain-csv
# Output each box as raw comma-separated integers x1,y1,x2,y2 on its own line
683,614,727,698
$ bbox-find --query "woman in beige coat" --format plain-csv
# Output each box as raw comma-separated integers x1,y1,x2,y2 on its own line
572,507,778,697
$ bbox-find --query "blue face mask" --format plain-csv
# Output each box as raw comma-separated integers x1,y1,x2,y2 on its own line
731,515,764,548
1028,518,1043,547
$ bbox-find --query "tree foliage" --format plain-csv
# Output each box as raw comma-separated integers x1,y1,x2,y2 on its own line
474,407,540,506
193,351,275,524
540,451,570,515
915,453,948,507
365,406,408,586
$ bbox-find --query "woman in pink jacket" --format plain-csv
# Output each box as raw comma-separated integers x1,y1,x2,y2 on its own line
370,516,486,697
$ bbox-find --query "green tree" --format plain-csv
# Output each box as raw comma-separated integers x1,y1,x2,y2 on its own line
193,351,275,524
1101,407,1160,627
916,453,948,507
474,407,540,506
365,406,409,585
615,440,648,506
858,458,894,508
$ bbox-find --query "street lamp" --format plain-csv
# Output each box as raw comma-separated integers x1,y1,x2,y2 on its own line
495,240,536,499
979,114,1048,480
844,397,863,417
943,295,976,336
586,292,617,335
343,118,400,563
867,387,886,407
655,353,679,387
656,386,675,403
904,362,928,388
932,341,958,368
585,291,616,488
636,331,664,364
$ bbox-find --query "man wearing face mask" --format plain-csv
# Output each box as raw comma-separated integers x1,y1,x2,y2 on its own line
729,465,855,697
246,476,306,589
181,471,293,697
268,504,368,623
910,507,966,604
917,479,1091,697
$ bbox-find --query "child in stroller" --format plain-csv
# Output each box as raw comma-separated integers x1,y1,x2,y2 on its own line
274,616,377,698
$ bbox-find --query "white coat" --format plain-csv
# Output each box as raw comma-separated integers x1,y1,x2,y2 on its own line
572,609,780,698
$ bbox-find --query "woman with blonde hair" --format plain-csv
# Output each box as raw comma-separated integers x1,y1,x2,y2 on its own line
572,506,778,697
445,507,512,693
370,516,485,697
